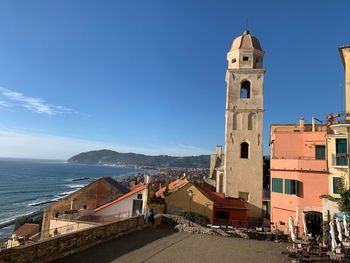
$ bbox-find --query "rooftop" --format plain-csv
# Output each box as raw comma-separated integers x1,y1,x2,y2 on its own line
13,223,40,238
229,30,263,52
94,183,145,212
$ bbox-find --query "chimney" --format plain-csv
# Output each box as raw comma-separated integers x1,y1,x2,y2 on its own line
312,116,315,132
144,174,151,185
216,145,222,159
299,117,304,132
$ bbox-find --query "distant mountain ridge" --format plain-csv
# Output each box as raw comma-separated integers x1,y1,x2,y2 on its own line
67,149,210,168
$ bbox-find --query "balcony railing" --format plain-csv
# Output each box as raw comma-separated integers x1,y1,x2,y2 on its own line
331,153,348,167
327,112,350,125
271,156,327,172
272,156,324,160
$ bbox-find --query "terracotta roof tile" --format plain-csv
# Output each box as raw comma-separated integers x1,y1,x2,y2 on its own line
13,223,40,238
156,177,188,198
195,183,246,210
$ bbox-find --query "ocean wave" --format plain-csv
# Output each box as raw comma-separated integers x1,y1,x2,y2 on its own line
65,184,86,189
57,190,75,197
0,210,41,228
28,199,55,207
65,177,90,182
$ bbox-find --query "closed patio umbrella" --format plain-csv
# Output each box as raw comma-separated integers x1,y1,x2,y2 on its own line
344,215,349,237
295,208,299,226
302,212,308,236
289,216,297,242
330,220,338,251
336,217,343,242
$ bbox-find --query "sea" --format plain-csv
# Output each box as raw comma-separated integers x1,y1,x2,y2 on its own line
0,158,141,240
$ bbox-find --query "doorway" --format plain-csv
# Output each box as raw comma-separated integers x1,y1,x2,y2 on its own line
305,211,322,236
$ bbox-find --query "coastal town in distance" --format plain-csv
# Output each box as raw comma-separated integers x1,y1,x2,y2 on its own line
0,2,350,263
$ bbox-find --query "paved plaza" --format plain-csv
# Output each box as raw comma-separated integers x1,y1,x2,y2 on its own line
53,225,289,263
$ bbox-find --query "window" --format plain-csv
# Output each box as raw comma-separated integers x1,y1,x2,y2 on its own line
232,58,236,63
256,58,259,63
285,179,299,195
336,139,348,166
240,81,251,99
233,113,241,130
137,193,143,199
272,178,283,193
315,145,326,160
243,56,249,61
248,113,255,130
215,211,229,220
333,177,342,194
240,142,249,159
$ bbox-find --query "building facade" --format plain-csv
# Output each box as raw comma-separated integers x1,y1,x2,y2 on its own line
321,45,350,219
222,30,265,223
270,121,328,235
165,181,247,225
41,177,129,239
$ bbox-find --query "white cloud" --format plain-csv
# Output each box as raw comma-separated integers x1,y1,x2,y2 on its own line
0,129,212,160
0,87,86,116
0,100,12,108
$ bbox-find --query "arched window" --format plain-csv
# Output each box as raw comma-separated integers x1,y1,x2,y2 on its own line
248,113,256,130
233,113,242,130
240,81,251,99
240,142,249,159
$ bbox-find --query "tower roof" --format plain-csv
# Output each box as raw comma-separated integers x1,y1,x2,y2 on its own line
229,30,263,52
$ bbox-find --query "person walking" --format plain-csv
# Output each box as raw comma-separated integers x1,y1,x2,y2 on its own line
148,209,155,228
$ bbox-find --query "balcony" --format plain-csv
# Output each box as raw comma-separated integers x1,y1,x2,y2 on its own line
271,157,327,172
331,153,348,167
328,113,350,134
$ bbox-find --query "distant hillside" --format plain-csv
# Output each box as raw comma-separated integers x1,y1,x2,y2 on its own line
67,149,210,168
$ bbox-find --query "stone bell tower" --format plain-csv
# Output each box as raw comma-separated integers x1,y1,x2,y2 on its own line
223,30,265,222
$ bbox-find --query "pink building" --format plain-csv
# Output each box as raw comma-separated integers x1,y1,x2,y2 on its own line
270,119,328,235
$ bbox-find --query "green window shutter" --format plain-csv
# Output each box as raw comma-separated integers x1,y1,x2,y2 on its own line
315,145,325,160
278,178,283,193
272,178,283,193
333,177,342,194
272,178,276,192
285,179,291,194
336,139,348,165
295,180,299,196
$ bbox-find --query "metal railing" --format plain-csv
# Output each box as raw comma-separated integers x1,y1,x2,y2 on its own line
271,156,318,160
331,153,348,167
327,112,350,125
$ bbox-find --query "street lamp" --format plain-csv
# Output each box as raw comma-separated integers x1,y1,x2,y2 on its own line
188,190,193,226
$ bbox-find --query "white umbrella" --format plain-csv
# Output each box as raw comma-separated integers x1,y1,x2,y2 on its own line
289,216,297,242
295,208,299,227
302,212,308,236
336,218,343,242
330,220,338,251
344,215,349,237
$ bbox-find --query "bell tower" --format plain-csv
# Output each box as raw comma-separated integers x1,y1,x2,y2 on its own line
223,30,265,223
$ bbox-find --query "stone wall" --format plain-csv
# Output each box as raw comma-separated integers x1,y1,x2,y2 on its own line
0,216,145,263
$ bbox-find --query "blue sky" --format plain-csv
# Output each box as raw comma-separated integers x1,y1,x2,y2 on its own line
0,0,349,159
